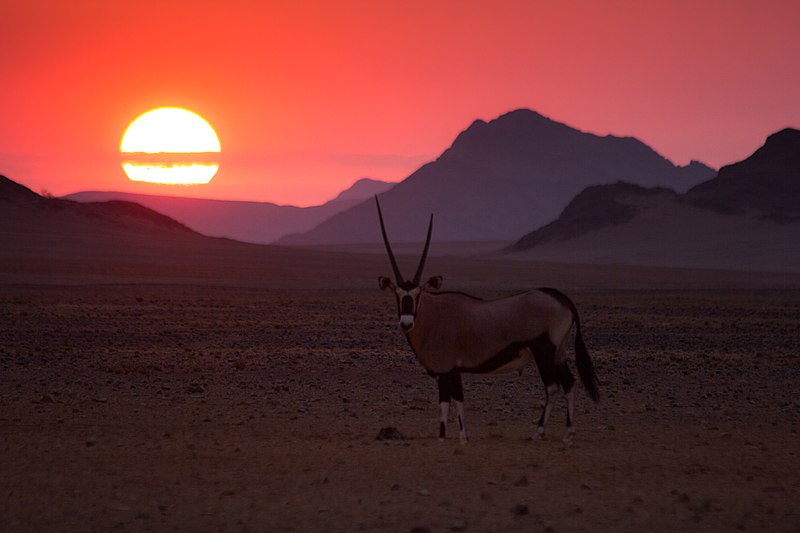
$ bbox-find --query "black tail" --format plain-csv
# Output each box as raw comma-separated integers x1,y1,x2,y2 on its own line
539,288,600,402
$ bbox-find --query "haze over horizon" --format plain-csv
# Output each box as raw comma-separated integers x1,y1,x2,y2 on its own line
2,1,799,206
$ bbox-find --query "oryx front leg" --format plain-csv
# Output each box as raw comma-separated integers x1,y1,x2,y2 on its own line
437,373,467,443
438,400,449,440
454,399,467,444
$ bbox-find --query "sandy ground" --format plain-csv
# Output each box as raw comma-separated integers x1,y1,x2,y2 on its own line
1,268,798,532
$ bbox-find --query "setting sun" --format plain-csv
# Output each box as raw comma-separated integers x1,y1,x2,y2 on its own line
120,107,221,185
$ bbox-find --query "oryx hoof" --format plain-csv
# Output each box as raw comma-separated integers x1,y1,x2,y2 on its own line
536,426,545,440
562,427,576,445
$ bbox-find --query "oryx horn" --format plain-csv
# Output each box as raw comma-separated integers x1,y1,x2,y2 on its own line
375,196,404,283
412,214,434,285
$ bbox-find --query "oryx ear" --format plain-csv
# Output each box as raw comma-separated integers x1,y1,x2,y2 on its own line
425,276,443,290
378,276,395,291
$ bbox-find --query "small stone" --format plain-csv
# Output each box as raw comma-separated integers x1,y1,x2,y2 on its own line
417,489,430,496
186,383,205,394
512,504,529,516
376,427,406,441
513,476,530,487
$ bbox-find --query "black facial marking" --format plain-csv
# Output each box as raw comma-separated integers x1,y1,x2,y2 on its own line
400,294,414,315
398,280,417,291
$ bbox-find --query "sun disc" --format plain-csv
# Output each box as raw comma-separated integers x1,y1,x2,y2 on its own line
121,107,221,185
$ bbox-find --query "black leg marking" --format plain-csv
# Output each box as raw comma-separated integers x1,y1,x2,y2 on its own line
438,376,451,403
532,336,558,386
558,363,576,394
438,372,463,402
439,421,446,439
450,373,464,403
458,415,464,431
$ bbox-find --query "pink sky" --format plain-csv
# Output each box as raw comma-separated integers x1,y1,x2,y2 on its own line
1,0,798,206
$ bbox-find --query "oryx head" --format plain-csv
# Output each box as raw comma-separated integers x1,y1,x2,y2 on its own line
376,197,442,332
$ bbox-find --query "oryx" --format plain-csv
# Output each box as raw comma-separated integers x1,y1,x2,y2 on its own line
376,198,600,443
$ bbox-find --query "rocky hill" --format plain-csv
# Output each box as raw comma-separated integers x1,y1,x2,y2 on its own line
278,109,714,245
508,129,800,271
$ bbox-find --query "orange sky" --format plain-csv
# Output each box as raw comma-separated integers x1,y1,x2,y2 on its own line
2,0,799,206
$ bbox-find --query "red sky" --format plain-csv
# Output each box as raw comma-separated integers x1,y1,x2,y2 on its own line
2,0,798,206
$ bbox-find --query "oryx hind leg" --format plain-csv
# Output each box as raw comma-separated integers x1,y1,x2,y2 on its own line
533,335,559,439
537,382,559,439
559,363,577,443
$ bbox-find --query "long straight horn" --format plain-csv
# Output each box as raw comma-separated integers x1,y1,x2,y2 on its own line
412,213,434,285
375,196,404,283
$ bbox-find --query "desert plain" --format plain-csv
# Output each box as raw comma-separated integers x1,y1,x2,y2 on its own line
1,245,799,532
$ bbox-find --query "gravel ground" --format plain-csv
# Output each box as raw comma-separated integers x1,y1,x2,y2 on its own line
1,282,799,532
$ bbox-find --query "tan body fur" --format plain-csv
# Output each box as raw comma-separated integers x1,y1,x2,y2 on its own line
406,290,573,375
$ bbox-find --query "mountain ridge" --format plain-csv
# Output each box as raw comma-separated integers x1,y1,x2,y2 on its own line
508,129,800,271
65,177,394,244
278,109,715,245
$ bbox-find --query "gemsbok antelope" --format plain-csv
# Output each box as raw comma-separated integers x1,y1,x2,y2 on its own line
376,197,600,443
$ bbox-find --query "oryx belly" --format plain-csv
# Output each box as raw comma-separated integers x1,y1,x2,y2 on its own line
486,346,534,374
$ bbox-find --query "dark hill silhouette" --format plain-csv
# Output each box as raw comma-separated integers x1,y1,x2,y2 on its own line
278,109,714,245
509,183,677,251
508,130,800,272
0,174,394,283
686,128,800,219
65,177,394,244
2,175,194,234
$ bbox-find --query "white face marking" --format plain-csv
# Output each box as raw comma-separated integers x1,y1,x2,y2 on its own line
399,314,415,331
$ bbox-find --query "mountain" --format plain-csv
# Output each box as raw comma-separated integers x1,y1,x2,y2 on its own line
277,109,714,245
1,174,204,266
508,129,800,271
65,177,394,244
327,178,393,204
0,174,391,283
686,128,800,220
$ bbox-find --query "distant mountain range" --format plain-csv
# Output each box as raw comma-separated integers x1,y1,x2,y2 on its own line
0,174,387,282
278,109,715,245
508,128,800,271
65,177,394,244
3,119,798,273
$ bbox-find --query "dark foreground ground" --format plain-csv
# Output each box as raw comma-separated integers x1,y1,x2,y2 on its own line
1,281,799,532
